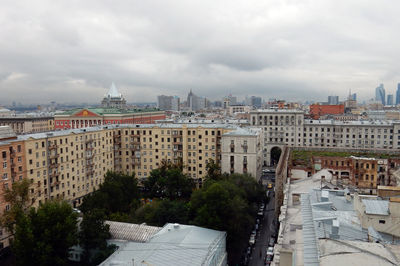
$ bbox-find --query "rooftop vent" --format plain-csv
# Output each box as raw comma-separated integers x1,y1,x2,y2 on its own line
173,223,180,229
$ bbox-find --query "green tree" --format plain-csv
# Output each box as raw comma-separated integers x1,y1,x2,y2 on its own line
79,209,115,265
80,171,140,215
1,178,32,233
144,165,195,200
13,200,78,266
205,159,222,181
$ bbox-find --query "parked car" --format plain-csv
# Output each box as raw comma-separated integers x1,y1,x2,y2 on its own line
266,246,274,256
257,210,264,217
267,183,273,189
268,237,275,247
264,254,273,265
249,235,256,245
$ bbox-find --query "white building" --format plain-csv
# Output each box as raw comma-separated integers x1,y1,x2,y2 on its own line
221,127,263,181
250,109,400,165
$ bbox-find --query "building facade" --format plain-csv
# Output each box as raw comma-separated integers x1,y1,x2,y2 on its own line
54,108,166,130
0,127,26,250
101,83,127,109
221,128,263,180
250,109,400,165
309,104,344,119
375,83,386,105
0,116,54,134
157,95,180,111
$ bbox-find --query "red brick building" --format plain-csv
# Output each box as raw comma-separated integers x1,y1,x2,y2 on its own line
309,104,345,119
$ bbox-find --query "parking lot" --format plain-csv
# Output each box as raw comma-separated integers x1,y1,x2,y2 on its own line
241,169,277,266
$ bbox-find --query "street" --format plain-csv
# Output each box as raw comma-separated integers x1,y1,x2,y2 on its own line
248,189,275,266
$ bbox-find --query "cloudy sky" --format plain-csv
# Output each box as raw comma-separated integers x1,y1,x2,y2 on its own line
1,0,400,105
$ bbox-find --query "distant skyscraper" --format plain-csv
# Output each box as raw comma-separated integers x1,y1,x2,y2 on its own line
387,94,394,106
351,93,357,101
327,96,339,105
250,96,262,108
187,90,206,111
157,95,180,111
396,83,400,105
375,83,386,105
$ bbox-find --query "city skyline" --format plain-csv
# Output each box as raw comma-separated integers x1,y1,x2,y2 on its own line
1,1,400,104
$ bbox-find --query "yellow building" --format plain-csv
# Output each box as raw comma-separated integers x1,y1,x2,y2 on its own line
21,127,114,207
2,123,246,209
114,124,237,185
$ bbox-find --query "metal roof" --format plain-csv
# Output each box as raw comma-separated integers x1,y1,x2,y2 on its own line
301,194,320,266
362,199,389,216
106,221,161,242
100,223,227,266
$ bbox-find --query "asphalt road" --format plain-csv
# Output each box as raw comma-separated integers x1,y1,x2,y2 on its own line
248,176,276,266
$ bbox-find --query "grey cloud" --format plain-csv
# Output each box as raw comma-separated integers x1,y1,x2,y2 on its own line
1,0,400,104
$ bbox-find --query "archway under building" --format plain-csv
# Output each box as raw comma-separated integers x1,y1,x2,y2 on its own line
270,146,282,166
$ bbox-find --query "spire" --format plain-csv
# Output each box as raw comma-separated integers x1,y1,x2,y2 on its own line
107,82,121,98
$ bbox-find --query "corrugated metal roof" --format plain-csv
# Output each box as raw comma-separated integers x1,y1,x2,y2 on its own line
106,221,161,242
100,223,227,266
362,199,389,216
301,194,320,266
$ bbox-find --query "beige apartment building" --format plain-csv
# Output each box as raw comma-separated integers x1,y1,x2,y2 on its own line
221,128,264,181
113,124,238,185
21,127,115,207
0,116,54,134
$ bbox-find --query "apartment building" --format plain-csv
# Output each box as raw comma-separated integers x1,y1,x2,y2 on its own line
250,109,400,165
221,128,263,180
113,124,237,185
0,116,54,134
20,127,115,208
0,127,26,250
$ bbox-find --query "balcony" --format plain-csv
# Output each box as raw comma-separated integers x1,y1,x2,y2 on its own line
114,138,121,144
230,144,235,149
49,163,59,169
49,153,59,159
48,144,57,150
10,150,16,158
85,138,94,144
173,138,182,144
86,146,94,151
132,160,141,166
51,180,60,187
86,169,95,176
49,172,59,178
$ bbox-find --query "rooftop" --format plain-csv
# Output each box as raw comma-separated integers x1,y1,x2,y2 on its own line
223,127,260,136
100,223,226,266
56,107,161,116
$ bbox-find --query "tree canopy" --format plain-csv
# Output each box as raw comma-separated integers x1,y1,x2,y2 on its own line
13,200,78,266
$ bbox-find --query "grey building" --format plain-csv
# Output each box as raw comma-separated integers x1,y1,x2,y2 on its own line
187,90,206,111
328,95,339,105
396,83,400,105
387,94,394,106
157,95,180,111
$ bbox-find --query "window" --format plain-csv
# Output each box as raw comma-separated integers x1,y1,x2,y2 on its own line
379,220,386,224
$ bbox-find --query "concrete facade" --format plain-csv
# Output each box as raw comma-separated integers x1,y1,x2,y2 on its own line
250,109,400,166
0,116,54,134
221,128,263,180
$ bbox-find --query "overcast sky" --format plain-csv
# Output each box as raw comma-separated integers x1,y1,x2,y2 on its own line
1,0,400,105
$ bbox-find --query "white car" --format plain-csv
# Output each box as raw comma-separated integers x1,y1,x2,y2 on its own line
266,246,274,256
249,235,256,245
